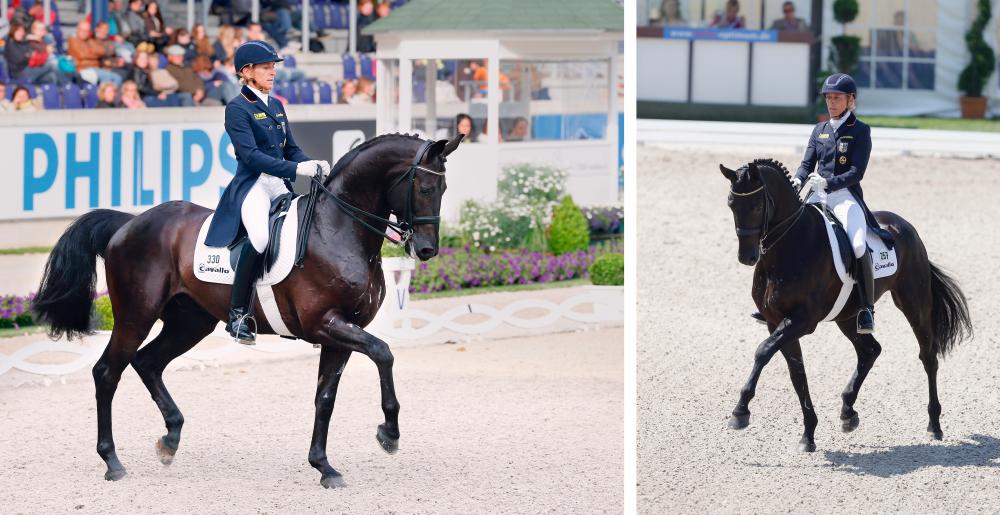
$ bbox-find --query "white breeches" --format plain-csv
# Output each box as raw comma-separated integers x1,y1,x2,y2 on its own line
241,175,288,253
807,188,868,258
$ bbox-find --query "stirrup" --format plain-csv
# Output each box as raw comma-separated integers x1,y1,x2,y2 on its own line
856,309,874,335
230,313,257,346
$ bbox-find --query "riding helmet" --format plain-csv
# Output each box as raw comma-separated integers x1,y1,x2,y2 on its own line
821,73,857,96
234,40,284,75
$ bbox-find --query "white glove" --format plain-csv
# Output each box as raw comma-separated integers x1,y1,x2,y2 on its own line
791,177,802,190
295,160,321,178
316,160,331,176
807,174,827,192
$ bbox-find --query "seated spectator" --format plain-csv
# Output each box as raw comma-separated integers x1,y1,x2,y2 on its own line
69,20,123,86
0,82,12,111
339,79,357,104
213,25,240,64
356,0,376,53
769,1,809,31
143,0,172,50
506,116,529,142
164,44,209,104
9,85,41,111
192,23,215,60
169,28,198,65
260,0,292,52
455,113,476,142
710,0,745,29
470,60,509,98
351,77,374,104
123,0,148,45
131,46,195,107
651,0,686,27
120,79,146,108
26,20,67,84
96,82,122,108
94,21,131,83
107,0,131,40
5,22,60,84
193,54,238,104
376,1,391,18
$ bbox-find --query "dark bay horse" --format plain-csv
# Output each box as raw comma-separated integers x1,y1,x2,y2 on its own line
720,159,972,452
33,133,463,487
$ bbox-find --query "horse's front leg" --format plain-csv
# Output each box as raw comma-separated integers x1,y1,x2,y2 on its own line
308,345,352,488
315,316,401,454
779,339,818,452
729,315,808,430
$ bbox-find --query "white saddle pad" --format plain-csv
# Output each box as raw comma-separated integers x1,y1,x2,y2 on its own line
193,197,304,336
816,204,897,322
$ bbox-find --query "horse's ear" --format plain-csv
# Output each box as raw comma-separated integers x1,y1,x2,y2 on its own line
442,133,463,156
719,164,737,182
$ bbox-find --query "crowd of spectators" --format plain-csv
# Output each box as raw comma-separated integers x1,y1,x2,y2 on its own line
1,0,403,111
648,0,810,32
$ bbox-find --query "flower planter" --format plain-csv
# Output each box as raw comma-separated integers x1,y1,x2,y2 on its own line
960,96,988,119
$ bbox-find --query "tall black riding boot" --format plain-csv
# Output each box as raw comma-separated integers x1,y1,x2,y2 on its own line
856,249,875,334
227,243,262,345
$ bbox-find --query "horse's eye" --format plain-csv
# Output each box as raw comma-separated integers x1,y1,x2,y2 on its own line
419,185,434,195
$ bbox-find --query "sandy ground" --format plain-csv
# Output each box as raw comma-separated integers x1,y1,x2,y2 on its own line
0,327,622,513
637,143,1000,513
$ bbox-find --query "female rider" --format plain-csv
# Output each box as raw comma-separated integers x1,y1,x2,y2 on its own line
204,40,330,344
753,73,887,334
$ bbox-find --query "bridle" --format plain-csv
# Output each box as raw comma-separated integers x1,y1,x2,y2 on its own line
729,177,804,255
308,139,443,247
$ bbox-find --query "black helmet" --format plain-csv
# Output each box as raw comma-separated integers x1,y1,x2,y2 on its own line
820,73,857,96
234,40,283,75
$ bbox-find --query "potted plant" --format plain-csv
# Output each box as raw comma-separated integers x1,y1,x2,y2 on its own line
829,0,860,75
958,0,995,119
586,252,624,321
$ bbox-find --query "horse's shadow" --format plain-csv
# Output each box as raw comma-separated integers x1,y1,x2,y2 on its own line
823,434,1000,477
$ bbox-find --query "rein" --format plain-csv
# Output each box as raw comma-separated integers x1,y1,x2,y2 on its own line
305,139,440,249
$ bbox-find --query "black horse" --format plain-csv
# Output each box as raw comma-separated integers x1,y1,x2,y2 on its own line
720,159,972,452
33,133,462,487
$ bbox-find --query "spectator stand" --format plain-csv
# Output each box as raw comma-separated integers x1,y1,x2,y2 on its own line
364,0,624,221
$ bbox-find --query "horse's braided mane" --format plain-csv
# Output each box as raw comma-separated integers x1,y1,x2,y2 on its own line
751,158,795,186
325,132,425,186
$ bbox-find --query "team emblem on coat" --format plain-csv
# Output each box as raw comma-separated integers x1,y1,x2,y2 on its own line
838,140,849,153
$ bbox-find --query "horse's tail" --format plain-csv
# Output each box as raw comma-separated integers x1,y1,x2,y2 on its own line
33,209,135,340
928,262,973,357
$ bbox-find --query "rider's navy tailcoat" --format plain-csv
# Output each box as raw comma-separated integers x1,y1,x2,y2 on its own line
794,111,892,244
205,85,311,247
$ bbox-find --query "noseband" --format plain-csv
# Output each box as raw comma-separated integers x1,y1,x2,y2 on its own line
308,139,445,246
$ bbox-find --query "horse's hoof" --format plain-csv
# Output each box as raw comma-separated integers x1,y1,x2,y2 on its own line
376,424,399,454
841,413,860,433
928,424,944,440
320,473,347,489
798,438,816,452
104,468,127,481
156,437,177,466
728,413,751,430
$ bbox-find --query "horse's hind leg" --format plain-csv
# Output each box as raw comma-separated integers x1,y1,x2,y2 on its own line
891,287,942,439
835,320,882,433
779,339,818,452
307,345,352,488
94,316,159,481
132,297,219,465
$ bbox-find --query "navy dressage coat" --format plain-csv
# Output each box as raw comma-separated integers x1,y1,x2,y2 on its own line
205,85,311,247
794,111,893,244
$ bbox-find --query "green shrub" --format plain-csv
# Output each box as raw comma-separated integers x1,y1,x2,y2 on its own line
381,240,408,258
588,253,624,286
548,196,590,255
93,295,114,331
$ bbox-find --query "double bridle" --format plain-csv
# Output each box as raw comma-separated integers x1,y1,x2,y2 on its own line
729,180,805,255
307,140,444,247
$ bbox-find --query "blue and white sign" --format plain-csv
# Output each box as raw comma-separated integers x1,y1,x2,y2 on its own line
663,28,778,42
8,124,237,220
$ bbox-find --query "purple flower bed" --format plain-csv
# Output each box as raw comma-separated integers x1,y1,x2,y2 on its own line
0,293,36,329
410,242,622,294
581,206,624,237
